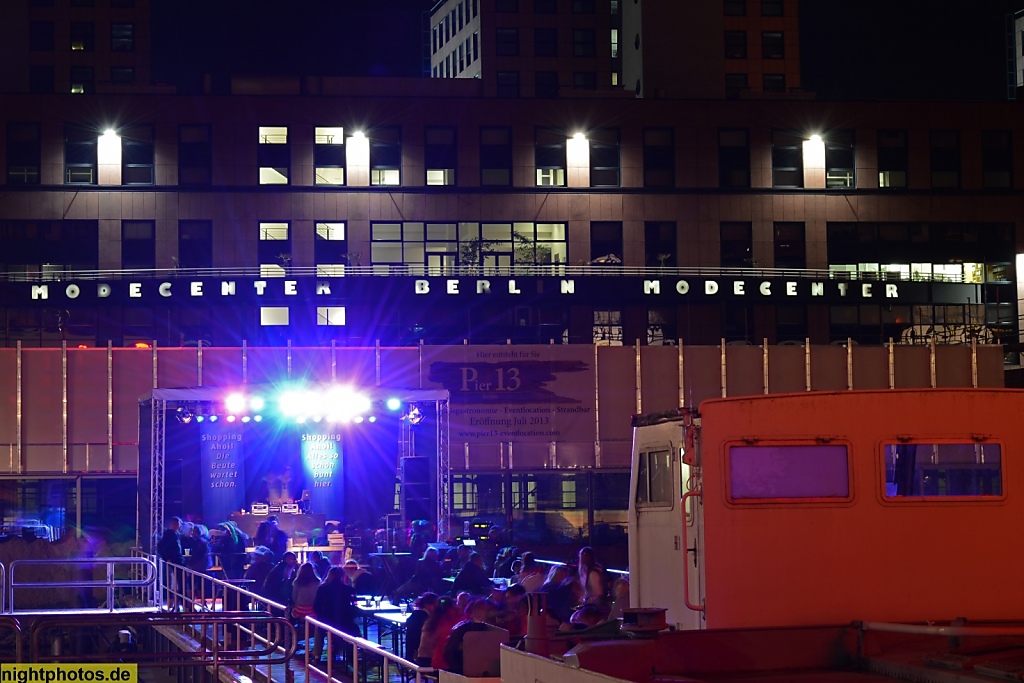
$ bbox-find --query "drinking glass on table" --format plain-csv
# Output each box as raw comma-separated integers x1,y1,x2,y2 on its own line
400,601,408,615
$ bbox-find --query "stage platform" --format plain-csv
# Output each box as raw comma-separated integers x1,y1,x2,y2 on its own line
229,512,327,539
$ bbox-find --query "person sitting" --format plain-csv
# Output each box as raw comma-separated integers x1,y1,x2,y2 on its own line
440,598,497,674
451,552,493,597
516,552,546,593
394,547,445,599
262,551,298,607
244,546,275,599
607,577,630,620
290,562,320,627
405,591,439,664
254,516,288,563
342,559,375,594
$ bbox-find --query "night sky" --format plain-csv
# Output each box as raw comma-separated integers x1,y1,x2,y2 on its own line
154,0,1022,101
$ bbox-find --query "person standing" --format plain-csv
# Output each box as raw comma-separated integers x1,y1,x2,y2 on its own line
577,546,606,608
311,566,360,662
157,516,184,608
255,516,289,562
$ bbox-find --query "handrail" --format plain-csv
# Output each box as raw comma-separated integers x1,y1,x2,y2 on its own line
681,489,704,612
0,615,23,662
301,614,436,683
0,263,969,284
28,611,294,666
7,557,156,614
0,562,5,614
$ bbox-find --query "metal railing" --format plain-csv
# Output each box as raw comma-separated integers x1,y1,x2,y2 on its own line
0,263,971,284
6,556,156,614
300,615,436,683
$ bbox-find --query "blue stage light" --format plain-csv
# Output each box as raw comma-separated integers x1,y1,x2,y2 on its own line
386,398,402,411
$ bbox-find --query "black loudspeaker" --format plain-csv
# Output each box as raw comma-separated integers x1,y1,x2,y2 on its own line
403,457,430,483
301,489,311,502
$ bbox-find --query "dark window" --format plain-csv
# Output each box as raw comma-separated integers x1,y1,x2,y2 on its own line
110,67,134,85
497,71,520,97
719,128,750,188
590,221,623,262
70,22,94,51
762,31,784,58
65,125,97,185
69,66,94,94
773,222,805,269
724,31,747,59
122,125,154,185
590,129,619,187
884,442,1002,498
535,71,559,98
473,31,479,61
370,126,402,186
70,0,94,6
481,127,513,186
29,66,54,93
644,221,676,268
573,28,596,56
825,129,855,188
930,129,960,188
7,123,41,186
425,126,457,186
535,27,558,57
877,129,908,188
761,0,783,16
724,0,746,16
495,0,519,11
29,22,54,51
496,28,519,56
643,127,674,188
573,71,597,90
730,445,850,500
573,0,595,12
982,130,1013,189
534,0,556,12
111,0,136,5
535,128,567,187
720,221,753,267
762,73,784,92
725,73,748,98
121,220,155,270
178,220,212,269
772,130,803,188
179,124,211,186
111,23,134,51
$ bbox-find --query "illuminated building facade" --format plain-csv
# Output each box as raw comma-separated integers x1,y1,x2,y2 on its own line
0,0,1021,554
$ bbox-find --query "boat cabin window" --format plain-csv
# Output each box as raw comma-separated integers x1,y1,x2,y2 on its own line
884,442,1002,498
728,444,850,500
636,449,674,507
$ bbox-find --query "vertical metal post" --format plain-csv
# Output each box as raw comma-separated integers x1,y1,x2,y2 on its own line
197,339,203,386
762,338,769,394
593,344,601,467
720,339,727,398
16,341,22,473
107,341,114,472
62,340,68,474
436,397,450,543
971,338,979,387
242,340,248,384
888,337,895,389
929,337,937,388
804,338,812,391
331,340,337,381
375,339,381,386
677,339,685,408
634,341,642,415
847,339,854,390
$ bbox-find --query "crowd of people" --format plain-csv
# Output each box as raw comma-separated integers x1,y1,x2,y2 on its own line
157,516,630,672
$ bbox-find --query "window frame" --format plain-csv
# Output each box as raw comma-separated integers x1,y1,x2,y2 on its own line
725,441,854,505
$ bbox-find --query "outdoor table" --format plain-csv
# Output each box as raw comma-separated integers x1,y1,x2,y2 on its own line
354,596,402,638
374,611,411,655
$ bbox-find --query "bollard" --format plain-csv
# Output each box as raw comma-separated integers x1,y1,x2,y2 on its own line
524,592,550,657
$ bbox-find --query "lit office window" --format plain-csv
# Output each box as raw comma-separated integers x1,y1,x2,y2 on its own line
370,127,401,186
315,221,347,274
258,126,289,185
315,126,346,185
259,222,290,276
70,22,94,51
425,127,457,186
317,307,346,326
260,308,289,326
111,23,134,51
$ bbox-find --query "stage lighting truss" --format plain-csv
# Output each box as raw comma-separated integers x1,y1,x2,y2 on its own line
278,385,375,424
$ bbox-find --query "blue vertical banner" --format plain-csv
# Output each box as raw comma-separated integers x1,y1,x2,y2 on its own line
300,431,344,520
200,421,247,525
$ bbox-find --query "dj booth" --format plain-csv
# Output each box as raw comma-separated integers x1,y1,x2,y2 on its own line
229,512,327,539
